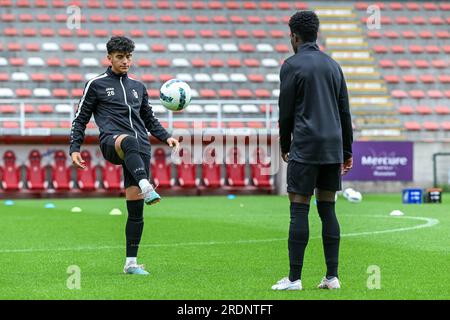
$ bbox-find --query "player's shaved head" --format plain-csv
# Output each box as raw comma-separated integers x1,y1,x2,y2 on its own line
289,11,320,43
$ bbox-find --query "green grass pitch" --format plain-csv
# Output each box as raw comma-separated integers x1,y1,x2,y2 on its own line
0,194,449,300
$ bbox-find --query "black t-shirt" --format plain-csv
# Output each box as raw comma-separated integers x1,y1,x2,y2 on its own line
278,42,353,164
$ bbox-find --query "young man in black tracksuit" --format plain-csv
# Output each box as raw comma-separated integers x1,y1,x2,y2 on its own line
70,36,179,275
272,11,353,290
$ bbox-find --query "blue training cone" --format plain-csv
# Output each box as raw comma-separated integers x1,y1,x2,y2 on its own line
4,200,14,206
44,203,56,209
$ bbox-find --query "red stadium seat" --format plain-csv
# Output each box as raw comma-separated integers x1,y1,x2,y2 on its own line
442,122,450,131
51,150,71,191
409,90,425,99
199,89,216,98
151,44,165,52
427,90,444,99
416,106,433,115
102,161,122,191
76,150,96,191
202,149,223,188
404,122,421,131
235,89,252,99
419,75,435,84
402,75,417,83
227,59,241,68
151,148,173,187
398,106,414,115
16,88,32,97
147,30,161,38
244,58,260,68
255,89,271,98
177,149,198,188
174,1,188,9
1,150,21,191
226,148,247,187
384,75,400,83
25,149,46,190
218,89,234,99
250,148,272,188
391,90,408,99
423,122,439,131
155,59,170,67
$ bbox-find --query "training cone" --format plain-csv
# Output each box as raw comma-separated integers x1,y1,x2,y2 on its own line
44,203,55,209
390,210,404,216
71,207,82,213
4,200,14,206
109,208,122,216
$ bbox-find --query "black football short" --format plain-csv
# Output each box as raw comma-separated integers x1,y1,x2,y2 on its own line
100,135,150,188
287,161,342,196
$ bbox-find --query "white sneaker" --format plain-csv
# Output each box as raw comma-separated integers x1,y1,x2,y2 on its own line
317,277,341,289
271,277,302,290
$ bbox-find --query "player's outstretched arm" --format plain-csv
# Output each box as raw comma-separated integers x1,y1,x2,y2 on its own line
337,66,353,166
69,81,98,157
278,61,297,161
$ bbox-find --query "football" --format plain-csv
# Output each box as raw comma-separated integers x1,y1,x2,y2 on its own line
159,79,192,111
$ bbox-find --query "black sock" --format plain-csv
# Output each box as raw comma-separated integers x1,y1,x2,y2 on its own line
126,199,144,257
317,201,340,278
121,137,148,184
288,202,310,282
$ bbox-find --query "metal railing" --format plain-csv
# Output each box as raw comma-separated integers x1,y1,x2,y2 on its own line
0,99,280,135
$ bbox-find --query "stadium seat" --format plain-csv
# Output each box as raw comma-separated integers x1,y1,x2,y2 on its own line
151,148,173,187
50,150,71,191
102,161,122,191
250,148,273,188
202,149,223,188
226,148,247,187
423,122,439,131
76,150,96,191
404,122,421,131
1,150,21,191
177,149,198,188
25,149,46,190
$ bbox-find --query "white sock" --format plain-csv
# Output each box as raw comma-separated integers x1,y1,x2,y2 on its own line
126,257,137,266
138,179,152,192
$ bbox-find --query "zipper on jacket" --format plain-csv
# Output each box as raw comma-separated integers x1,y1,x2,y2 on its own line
120,76,138,139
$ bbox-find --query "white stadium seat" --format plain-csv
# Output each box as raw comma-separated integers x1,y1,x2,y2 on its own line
257,44,274,52
168,43,184,52
190,89,199,98
0,88,14,97
262,59,279,67
134,43,149,52
212,73,229,82
194,73,211,82
96,43,106,51
266,74,279,82
0,57,8,66
176,73,193,82
11,72,29,81
203,44,220,52
82,58,99,67
151,104,167,113
185,104,203,113
204,104,220,113
241,104,259,113
172,58,190,67
230,73,247,82
33,88,51,97
27,57,45,66
221,44,238,52
186,44,202,52
223,104,240,113
85,73,99,80
55,104,73,113
272,89,280,97
42,42,60,51
78,43,95,51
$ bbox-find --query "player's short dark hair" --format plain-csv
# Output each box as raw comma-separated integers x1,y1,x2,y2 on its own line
106,36,135,54
289,11,320,43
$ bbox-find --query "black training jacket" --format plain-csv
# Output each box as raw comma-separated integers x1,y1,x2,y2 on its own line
69,66,171,156
278,42,353,164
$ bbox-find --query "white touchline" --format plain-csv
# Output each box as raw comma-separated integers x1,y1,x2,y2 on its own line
0,215,439,254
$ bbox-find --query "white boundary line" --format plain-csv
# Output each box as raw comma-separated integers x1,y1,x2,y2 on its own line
0,215,439,254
